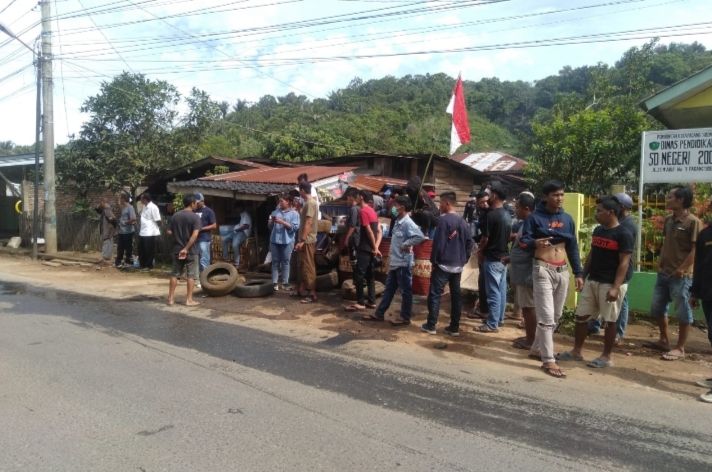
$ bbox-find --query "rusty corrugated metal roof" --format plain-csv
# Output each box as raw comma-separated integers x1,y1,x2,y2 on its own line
351,175,408,192
202,165,355,184
170,179,293,195
449,152,526,173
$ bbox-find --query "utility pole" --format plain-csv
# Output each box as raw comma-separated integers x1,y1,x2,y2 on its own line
41,0,57,254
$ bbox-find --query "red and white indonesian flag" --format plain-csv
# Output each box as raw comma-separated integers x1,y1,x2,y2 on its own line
446,75,471,155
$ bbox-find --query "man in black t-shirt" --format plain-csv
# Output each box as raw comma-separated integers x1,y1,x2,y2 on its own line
558,196,633,369
588,192,638,341
476,183,512,332
168,194,202,307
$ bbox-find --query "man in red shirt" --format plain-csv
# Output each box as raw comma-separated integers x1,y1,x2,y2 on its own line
345,190,382,311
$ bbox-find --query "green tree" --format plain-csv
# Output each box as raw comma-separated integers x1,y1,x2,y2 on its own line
527,105,648,194
58,72,182,198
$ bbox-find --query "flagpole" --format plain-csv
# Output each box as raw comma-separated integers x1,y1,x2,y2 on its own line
416,151,435,209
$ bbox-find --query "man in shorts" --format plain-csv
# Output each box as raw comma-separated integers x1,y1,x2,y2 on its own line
646,186,701,361
509,192,536,350
168,194,201,306
557,196,633,368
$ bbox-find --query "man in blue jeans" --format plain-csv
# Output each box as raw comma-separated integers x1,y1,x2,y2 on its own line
645,186,701,361
195,193,216,274
475,182,512,333
364,196,424,325
421,192,473,336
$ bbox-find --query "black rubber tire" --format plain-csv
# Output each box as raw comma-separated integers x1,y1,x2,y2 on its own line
234,279,274,298
315,270,338,292
200,262,240,296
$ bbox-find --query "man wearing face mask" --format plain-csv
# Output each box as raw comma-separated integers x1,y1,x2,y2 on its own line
364,196,425,325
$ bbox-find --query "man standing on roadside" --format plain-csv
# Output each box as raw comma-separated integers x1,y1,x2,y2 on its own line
340,188,361,268
520,180,584,378
295,182,318,304
509,192,537,350
168,194,201,307
345,190,382,312
690,200,712,402
646,186,701,361
365,196,424,325
589,192,637,343
476,182,512,333
421,192,473,336
96,197,116,266
194,193,217,273
468,190,491,319
557,196,633,369
115,193,136,268
138,192,162,270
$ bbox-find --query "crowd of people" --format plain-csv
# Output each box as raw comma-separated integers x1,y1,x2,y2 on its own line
97,177,712,401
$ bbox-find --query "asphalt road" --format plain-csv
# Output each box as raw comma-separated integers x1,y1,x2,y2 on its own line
1,280,711,471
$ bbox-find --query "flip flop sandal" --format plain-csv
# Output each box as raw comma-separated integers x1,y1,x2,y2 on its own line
541,365,566,378
362,314,384,321
695,379,712,388
512,338,532,350
556,351,584,362
661,351,685,361
300,297,317,304
587,357,613,368
344,304,366,312
642,341,670,352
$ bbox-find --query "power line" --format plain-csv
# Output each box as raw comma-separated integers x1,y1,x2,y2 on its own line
0,63,32,84
56,0,677,64
54,0,71,139
0,0,18,15
55,21,712,75
75,0,135,73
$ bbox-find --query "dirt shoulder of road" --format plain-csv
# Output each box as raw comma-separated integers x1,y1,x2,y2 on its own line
2,252,711,401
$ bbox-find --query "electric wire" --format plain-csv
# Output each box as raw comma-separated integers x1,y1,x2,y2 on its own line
55,0,72,138
0,0,19,16
56,0,680,65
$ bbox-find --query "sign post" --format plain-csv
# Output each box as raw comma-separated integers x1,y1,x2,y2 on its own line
638,127,712,269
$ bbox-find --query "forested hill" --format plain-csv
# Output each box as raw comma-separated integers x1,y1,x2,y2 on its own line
221,40,712,160
5,40,712,198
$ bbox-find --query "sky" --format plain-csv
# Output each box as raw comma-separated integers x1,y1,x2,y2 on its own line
1,0,711,146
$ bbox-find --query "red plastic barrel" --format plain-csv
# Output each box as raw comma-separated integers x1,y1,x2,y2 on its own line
412,239,432,296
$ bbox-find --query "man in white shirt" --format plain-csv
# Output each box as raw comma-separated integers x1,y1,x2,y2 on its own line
138,192,162,270
225,206,252,267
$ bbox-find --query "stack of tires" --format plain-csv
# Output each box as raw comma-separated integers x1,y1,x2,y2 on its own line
200,262,275,298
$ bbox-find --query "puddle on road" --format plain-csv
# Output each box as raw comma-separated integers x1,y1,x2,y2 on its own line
0,282,26,295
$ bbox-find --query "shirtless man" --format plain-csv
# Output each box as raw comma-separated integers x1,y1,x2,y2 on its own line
520,180,584,378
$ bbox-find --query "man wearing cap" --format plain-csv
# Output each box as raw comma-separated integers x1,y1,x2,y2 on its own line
588,192,637,343
194,193,217,273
